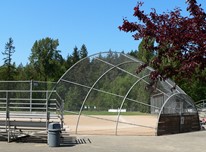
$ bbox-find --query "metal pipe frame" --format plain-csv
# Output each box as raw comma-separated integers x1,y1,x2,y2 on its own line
71,57,165,134
75,60,143,134
115,74,151,135
95,57,170,97
196,99,206,110
55,51,188,136
61,79,160,109
156,93,199,135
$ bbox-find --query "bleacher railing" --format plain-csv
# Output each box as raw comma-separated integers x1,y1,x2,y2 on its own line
0,80,64,142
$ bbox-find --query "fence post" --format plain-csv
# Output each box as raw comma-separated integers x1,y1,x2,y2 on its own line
30,80,33,112
6,91,10,142
46,90,49,129
61,99,64,128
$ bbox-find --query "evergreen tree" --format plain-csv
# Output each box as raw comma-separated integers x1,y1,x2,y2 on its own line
71,46,80,64
2,37,16,80
0,66,7,80
128,50,138,58
79,44,88,59
65,54,73,69
15,63,27,80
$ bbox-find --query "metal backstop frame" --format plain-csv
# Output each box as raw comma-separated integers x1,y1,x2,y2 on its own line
55,51,200,136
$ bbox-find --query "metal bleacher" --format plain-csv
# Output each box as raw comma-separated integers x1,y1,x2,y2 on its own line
0,80,64,142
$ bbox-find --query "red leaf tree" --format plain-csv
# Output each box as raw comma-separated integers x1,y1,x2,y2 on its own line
119,0,206,82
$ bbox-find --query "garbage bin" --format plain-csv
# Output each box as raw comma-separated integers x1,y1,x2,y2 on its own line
48,123,61,147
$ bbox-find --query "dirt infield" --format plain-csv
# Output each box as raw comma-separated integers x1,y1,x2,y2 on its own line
63,115,158,136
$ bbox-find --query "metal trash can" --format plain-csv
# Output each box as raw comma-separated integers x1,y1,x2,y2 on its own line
48,123,61,147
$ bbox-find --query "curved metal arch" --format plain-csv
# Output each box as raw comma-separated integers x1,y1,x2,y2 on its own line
195,99,206,110
61,79,160,109
124,53,183,94
196,99,206,104
48,52,129,116
57,51,124,84
75,60,143,133
96,57,170,98
55,51,172,106
46,51,189,136
47,52,122,110
95,57,141,79
156,93,198,135
55,51,181,99
196,99,206,106
122,53,154,72
165,79,181,93
115,74,151,135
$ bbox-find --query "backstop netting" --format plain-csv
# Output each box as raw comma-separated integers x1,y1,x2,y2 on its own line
56,51,200,136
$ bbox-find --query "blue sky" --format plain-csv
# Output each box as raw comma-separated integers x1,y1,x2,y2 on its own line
0,0,205,65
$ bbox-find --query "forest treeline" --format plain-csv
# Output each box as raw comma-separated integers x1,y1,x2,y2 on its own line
0,37,206,102
0,37,88,82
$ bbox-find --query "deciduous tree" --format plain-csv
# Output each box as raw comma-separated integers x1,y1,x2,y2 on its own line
29,37,64,82
119,0,206,82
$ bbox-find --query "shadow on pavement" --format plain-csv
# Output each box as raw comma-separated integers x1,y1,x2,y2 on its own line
9,133,92,147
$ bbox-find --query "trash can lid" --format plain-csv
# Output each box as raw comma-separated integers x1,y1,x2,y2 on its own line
48,123,61,130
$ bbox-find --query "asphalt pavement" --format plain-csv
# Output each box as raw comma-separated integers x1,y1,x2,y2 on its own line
0,130,205,152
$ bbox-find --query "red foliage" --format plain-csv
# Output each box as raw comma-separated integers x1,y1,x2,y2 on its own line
119,0,206,81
